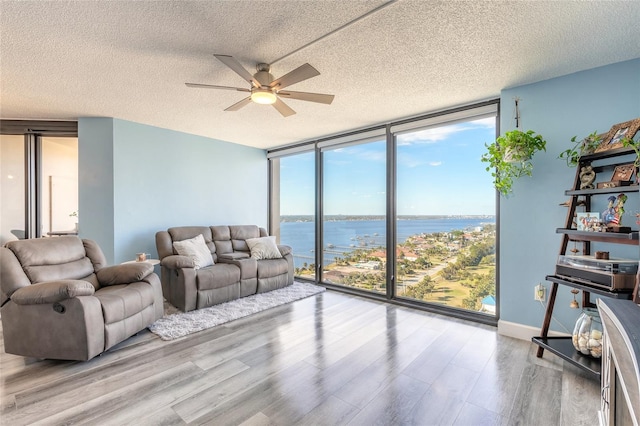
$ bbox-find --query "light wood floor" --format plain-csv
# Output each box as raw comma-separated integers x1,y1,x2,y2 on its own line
1,290,599,425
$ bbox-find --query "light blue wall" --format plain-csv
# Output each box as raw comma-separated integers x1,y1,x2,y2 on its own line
78,118,267,264
78,118,115,259
500,58,640,333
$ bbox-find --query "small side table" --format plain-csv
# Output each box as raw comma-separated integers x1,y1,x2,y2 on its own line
121,259,160,266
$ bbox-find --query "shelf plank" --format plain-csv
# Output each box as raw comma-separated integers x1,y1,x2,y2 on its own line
532,336,601,379
556,228,639,245
545,275,634,298
581,147,636,162
566,186,639,196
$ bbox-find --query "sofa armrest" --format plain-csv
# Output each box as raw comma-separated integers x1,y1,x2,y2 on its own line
161,255,196,269
277,245,292,257
11,280,95,305
218,252,250,261
217,257,257,279
96,263,153,286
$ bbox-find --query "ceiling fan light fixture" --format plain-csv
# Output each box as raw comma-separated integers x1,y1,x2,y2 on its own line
251,89,277,105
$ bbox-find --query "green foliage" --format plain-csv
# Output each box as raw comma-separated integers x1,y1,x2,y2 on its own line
404,275,435,300
413,256,432,268
558,131,602,167
481,129,547,196
462,269,495,310
621,136,640,168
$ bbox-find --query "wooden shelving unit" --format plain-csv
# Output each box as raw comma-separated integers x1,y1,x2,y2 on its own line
532,147,639,379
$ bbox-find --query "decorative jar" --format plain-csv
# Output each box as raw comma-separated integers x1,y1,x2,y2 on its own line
572,308,603,358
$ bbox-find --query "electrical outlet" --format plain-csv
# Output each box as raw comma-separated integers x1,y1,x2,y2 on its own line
534,284,546,302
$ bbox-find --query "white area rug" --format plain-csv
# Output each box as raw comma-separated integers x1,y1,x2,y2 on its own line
148,281,325,340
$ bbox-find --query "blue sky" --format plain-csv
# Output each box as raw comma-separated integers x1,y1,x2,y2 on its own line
280,117,496,216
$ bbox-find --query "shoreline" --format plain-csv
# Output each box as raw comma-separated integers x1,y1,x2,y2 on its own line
281,214,496,223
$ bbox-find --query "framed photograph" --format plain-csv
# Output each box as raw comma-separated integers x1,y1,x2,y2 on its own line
576,212,600,231
596,118,640,152
610,163,635,181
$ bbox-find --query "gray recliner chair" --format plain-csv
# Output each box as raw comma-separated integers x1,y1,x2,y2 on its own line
0,236,164,361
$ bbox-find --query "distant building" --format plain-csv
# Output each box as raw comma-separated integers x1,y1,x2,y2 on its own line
480,295,496,314
354,261,381,270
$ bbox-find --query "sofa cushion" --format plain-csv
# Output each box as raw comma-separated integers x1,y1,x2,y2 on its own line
246,236,283,260
173,234,214,270
95,282,155,324
257,258,289,278
6,236,95,284
196,264,241,291
211,226,231,241
229,225,260,240
7,236,85,267
230,225,260,252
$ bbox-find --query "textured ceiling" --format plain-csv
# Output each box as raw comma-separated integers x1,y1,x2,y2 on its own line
1,1,639,150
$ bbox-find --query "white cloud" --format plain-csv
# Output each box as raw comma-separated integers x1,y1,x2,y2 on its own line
469,116,496,129
396,117,495,146
397,124,466,145
429,161,442,166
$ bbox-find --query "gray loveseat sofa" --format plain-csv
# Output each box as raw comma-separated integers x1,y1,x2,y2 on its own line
0,236,164,361
155,225,294,312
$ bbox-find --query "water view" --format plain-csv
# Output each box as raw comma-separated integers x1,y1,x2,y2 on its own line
280,215,496,313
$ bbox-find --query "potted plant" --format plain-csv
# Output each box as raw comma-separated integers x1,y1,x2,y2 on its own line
558,131,602,167
481,129,547,196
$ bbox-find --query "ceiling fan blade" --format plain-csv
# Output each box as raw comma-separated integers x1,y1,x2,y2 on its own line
269,63,320,90
224,97,252,112
214,54,261,89
272,98,296,117
277,90,334,105
185,83,250,92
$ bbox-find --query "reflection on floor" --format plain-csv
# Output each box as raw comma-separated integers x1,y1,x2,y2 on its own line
1,290,598,425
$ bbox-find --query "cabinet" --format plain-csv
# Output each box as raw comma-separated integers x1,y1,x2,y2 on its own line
532,147,639,379
597,299,640,426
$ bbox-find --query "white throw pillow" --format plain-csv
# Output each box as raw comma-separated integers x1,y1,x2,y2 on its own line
246,236,282,260
172,234,214,269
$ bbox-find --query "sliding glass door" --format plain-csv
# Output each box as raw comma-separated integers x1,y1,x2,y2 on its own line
0,121,78,240
41,137,79,236
0,135,26,244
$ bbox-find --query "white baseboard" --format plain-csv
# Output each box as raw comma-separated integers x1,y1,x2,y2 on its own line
497,319,569,341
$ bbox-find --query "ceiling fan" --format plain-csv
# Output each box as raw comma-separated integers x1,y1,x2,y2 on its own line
186,54,335,117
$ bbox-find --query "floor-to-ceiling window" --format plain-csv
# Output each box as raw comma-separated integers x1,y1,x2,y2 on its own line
320,135,387,294
269,149,317,279
268,101,498,322
394,116,497,315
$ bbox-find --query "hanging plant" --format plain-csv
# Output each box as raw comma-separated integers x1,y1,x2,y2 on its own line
481,129,547,196
558,131,602,167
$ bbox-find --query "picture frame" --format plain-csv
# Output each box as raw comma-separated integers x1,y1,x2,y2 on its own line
576,212,600,231
596,118,640,152
610,163,635,182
